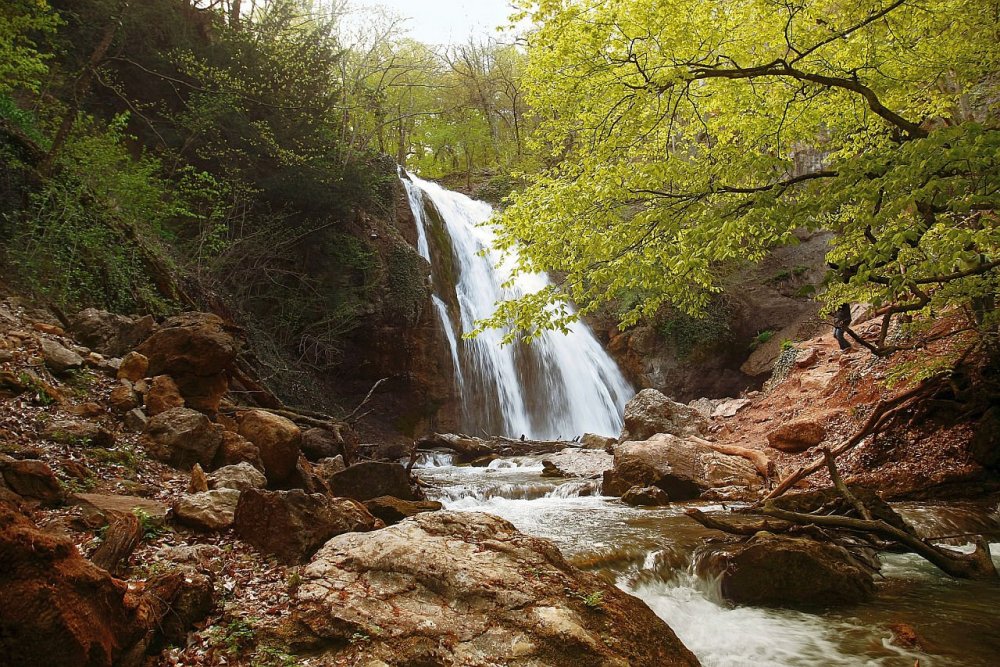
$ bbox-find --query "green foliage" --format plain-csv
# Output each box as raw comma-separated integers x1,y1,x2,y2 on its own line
0,0,60,94
384,243,429,325
479,0,999,347
131,507,164,540
749,330,776,350
656,304,731,358
4,114,174,313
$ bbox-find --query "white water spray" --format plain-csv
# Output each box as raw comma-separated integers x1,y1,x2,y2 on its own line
401,172,633,439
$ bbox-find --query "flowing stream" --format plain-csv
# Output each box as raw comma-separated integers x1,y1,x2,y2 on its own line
401,172,633,440
413,452,1000,667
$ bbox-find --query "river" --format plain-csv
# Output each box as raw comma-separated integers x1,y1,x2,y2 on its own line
413,452,1000,667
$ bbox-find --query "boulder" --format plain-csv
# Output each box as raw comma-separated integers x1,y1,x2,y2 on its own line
233,489,381,564
40,338,84,375
72,493,169,529
42,419,114,448
603,434,759,500
621,485,670,506
0,456,64,505
208,462,267,492
795,347,820,368
322,461,416,502
213,431,264,471
290,511,699,667
141,408,222,470
694,534,876,607
116,352,149,383
69,402,104,418
540,449,613,479
123,408,148,433
143,375,185,416
766,418,827,453
620,388,708,442
0,500,149,666
143,567,215,646
237,410,301,484
70,308,156,357
109,384,139,413
188,463,209,493
301,427,342,461
711,398,752,419
135,312,239,414
580,433,617,450
363,496,442,525
154,544,224,573
172,489,241,531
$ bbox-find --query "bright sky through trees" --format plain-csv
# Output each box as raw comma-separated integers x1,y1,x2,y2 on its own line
364,0,518,44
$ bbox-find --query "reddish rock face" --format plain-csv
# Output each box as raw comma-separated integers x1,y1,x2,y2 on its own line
116,351,149,383
141,407,223,470
237,410,302,484
233,489,380,564
213,431,264,471
135,312,240,415
0,500,147,666
0,456,64,506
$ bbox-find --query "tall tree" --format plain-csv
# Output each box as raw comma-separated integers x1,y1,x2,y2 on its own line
479,0,999,349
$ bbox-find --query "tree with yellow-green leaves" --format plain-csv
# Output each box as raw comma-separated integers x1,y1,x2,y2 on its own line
480,0,999,355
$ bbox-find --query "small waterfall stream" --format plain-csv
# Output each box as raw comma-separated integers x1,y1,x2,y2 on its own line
412,451,1000,667
401,173,633,440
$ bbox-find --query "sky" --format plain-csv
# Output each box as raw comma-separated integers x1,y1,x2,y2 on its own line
358,0,521,45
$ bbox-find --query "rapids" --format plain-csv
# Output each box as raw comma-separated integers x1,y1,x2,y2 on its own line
413,451,1000,667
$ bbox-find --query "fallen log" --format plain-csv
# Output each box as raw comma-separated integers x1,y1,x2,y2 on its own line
685,508,792,535
416,432,574,459
690,436,774,480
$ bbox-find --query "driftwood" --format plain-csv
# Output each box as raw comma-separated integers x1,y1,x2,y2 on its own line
91,512,142,576
690,436,774,480
685,508,793,535
417,432,573,459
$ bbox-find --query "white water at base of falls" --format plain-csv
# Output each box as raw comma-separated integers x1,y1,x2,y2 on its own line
401,172,633,440
413,453,1000,667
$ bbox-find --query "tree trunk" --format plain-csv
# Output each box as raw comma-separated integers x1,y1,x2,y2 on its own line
91,512,142,576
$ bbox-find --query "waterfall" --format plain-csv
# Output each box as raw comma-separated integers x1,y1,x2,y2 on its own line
401,172,633,440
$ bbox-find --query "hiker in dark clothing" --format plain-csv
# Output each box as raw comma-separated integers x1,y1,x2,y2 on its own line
832,303,852,350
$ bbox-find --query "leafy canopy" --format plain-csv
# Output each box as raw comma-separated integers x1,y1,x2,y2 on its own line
480,0,999,345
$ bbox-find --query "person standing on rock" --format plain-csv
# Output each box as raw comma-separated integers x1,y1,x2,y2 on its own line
832,303,852,351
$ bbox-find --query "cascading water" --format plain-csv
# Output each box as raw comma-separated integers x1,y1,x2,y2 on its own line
401,172,633,439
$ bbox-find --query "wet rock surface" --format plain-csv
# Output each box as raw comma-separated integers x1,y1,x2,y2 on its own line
695,533,876,607
363,495,442,525
620,389,708,441
289,511,700,667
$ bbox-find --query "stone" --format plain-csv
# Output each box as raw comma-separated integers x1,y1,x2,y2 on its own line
40,338,84,374
313,455,346,479
143,566,215,646
795,347,820,368
70,308,156,357
213,431,264,470
32,322,65,336
208,462,267,492
172,489,241,531
234,489,381,564
141,407,222,470
580,432,617,450
711,398,752,419
0,350,13,363
155,544,224,573
0,456,64,505
290,511,699,667
188,463,209,493
135,312,239,414
69,402,105,418
602,433,759,499
694,534,876,607
237,410,302,484
144,375,185,416
540,449,614,479
42,419,114,447
300,427,342,461
322,461,416,502
620,388,708,442
363,496,442,525
0,500,151,666
123,408,148,433
72,493,169,528
687,398,717,420
766,418,827,453
109,384,139,413
116,351,149,383
621,485,670,506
